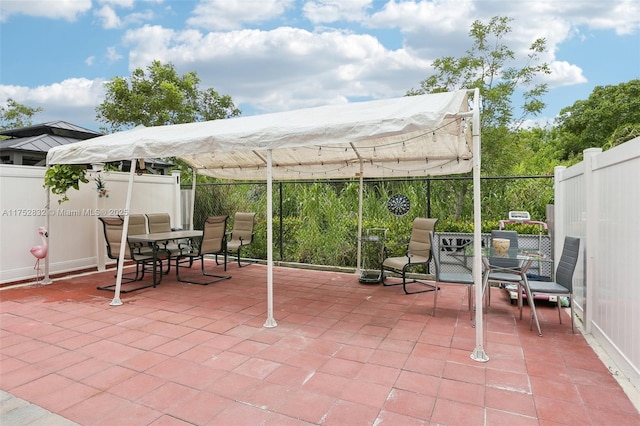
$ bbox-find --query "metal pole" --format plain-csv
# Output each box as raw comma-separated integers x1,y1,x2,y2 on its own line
470,88,489,362
263,149,277,328
110,162,136,306
279,182,283,261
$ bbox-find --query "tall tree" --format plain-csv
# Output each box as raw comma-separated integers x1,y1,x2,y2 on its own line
95,60,241,133
0,98,43,130
407,16,551,220
554,79,640,159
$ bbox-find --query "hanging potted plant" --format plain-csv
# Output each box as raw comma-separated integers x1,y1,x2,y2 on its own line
43,164,89,204
94,175,109,198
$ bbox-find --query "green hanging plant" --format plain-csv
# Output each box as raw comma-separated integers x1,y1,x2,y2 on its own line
94,175,109,198
44,164,89,204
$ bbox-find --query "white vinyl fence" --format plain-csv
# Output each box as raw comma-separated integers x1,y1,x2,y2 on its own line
554,137,640,391
0,165,181,283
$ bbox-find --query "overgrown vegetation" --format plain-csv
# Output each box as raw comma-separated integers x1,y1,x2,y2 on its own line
191,176,553,268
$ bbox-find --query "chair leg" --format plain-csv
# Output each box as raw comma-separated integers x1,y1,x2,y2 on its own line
569,298,575,333
176,255,231,285
400,266,437,295
233,245,253,268
97,259,158,293
432,283,439,316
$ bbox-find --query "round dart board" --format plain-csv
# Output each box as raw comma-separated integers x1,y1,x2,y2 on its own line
388,194,410,216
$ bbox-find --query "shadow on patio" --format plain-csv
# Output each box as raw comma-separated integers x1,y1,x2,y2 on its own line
1,261,639,425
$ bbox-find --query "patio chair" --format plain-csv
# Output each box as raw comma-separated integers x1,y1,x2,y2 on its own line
125,214,148,236
145,213,188,257
484,230,521,307
146,213,174,233
526,236,580,333
429,231,475,318
97,216,168,292
224,212,256,268
175,215,231,285
381,217,438,294
126,214,171,273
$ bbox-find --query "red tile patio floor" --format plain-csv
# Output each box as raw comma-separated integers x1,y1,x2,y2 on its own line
1,262,639,425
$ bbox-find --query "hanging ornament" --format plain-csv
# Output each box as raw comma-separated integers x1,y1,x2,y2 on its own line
387,194,410,216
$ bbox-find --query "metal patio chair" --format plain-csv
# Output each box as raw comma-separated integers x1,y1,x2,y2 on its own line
381,217,438,294
176,215,231,285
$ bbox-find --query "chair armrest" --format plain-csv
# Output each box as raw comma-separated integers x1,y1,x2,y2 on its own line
128,241,145,254
382,241,409,257
177,240,194,254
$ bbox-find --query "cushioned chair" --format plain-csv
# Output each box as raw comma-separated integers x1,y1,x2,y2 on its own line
145,213,185,255
429,231,475,318
146,213,173,233
97,216,167,292
125,214,148,236
381,218,438,294
176,216,231,285
526,236,580,333
126,213,172,273
219,212,256,268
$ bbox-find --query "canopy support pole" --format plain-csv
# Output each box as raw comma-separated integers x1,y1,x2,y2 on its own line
470,88,488,362
263,149,277,328
42,168,52,285
110,162,136,306
356,163,364,275
190,169,196,230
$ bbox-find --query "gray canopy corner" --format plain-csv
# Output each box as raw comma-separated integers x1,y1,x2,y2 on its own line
46,88,488,362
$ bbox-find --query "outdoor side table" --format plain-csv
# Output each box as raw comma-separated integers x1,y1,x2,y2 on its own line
359,228,387,284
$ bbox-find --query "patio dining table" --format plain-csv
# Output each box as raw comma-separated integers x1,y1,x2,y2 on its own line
128,230,203,286
480,247,552,336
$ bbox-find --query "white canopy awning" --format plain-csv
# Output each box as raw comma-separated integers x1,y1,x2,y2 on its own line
47,90,472,179
46,88,488,362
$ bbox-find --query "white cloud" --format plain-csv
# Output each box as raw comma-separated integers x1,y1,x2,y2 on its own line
0,79,106,128
106,46,123,63
2,0,636,128
122,25,429,113
368,0,474,33
187,0,294,30
0,0,92,22
94,2,155,29
545,61,588,88
363,0,619,90
95,5,122,29
98,0,136,7
303,0,373,24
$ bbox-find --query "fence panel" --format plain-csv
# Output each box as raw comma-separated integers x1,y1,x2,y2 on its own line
187,176,554,269
555,137,640,392
0,165,180,283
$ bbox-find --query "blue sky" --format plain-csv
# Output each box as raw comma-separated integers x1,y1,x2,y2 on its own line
1,0,639,132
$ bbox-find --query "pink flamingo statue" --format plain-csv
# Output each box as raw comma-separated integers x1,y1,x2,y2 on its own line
30,227,48,285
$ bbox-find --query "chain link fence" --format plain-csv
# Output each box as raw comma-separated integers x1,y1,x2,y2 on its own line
184,176,553,269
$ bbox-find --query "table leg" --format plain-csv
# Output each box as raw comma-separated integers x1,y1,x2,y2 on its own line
520,273,542,336
151,244,163,287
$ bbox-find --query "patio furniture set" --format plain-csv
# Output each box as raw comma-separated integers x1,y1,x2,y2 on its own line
97,212,255,292
375,218,579,337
